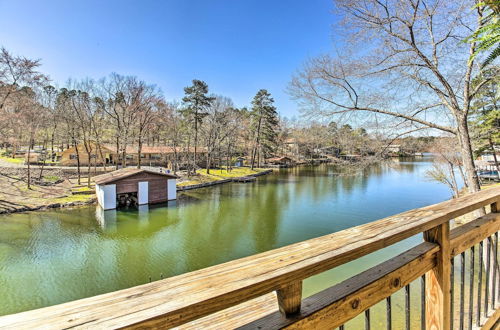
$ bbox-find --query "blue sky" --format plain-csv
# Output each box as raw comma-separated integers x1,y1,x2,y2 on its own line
0,0,338,117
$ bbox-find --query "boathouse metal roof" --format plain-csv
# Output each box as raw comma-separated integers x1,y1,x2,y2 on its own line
94,168,177,185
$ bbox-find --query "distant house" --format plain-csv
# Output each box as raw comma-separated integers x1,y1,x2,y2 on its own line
103,145,207,167
478,153,500,163
59,143,114,166
234,156,246,167
266,156,294,166
385,144,401,156
58,143,207,167
24,152,40,164
317,146,341,157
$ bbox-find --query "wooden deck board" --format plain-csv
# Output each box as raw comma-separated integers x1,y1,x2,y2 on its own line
0,186,498,329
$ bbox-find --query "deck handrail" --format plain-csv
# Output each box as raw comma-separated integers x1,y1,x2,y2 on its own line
0,186,499,329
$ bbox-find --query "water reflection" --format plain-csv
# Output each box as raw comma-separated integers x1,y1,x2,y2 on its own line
0,159,455,316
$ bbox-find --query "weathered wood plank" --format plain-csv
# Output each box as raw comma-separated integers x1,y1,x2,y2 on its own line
424,222,451,330
239,242,439,329
450,213,500,257
175,293,278,330
0,187,498,329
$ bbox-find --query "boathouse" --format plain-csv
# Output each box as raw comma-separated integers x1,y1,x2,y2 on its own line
266,156,293,166
94,168,177,210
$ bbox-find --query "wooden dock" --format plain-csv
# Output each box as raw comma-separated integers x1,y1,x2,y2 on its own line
232,176,256,182
0,186,499,329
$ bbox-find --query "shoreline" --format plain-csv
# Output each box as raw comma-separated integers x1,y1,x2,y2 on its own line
0,169,275,215
177,169,273,191
0,197,96,215
0,158,403,216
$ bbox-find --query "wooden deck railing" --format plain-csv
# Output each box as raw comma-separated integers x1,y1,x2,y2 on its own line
1,186,500,329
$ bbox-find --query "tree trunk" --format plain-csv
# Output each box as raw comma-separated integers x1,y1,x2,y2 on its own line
74,140,81,185
50,130,55,162
137,137,142,169
122,147,127,168
115,137,120,170
488,136,500,179
194,109,198,171
206,150,211,175
251,117,262,170
226,143,231,172
87,152,92,187
27,137,32,189
447,162,459,198
457,117,481,193
96,143,107,171
186,133,192,176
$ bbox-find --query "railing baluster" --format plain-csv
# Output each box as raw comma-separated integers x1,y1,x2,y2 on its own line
386,296,392,330
421,275,426,330
365,308,370,330
477,240,483,327
405,284,410,330
469,246,475,330
485,237,491,318
460,251,465,330
276,281,302,316
451,257,455,330
494,232,498,306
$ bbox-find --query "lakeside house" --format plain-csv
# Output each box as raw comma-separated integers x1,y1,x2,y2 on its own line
478,152,500,164
385,144,401,156
265,156,294,166
57,143,207,167
58,143,112,166
234,156,246,167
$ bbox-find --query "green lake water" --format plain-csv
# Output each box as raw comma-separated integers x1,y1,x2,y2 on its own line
0,157,456,326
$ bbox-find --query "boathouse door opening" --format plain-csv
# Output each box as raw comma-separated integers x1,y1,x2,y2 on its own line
117,191,138,208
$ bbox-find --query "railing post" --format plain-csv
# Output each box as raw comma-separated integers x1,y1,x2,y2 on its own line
424,222,451,330
276,281,302,316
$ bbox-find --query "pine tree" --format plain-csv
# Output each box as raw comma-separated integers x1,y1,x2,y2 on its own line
181,80,214,173
250,89,279,169
471,66,500,177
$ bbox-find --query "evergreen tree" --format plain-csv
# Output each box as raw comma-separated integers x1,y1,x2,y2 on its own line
250,89,278,169
471,66,500,177
181,80,214,172
466,1,500,68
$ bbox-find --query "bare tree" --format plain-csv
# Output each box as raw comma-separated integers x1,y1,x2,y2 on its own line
0,47,47,109
99,73,147,168
135,86,161,169
41,85,58,162
57,88,83,184
426,137,465,198
202,96,236,174
17,87,46,188
67,81,98,187
289,0,492,193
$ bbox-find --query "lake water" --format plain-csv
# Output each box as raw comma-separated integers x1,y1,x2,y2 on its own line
0,157,455,326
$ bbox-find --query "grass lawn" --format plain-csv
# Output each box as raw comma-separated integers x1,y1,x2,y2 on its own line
53,194,95,204
177,167,269,187
483,182,500,189
72,186,94,192
197,167,267,178
0,154,24,164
